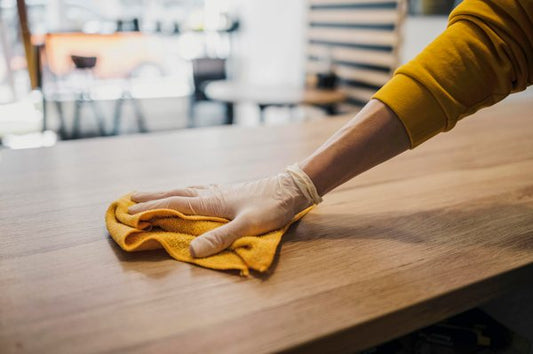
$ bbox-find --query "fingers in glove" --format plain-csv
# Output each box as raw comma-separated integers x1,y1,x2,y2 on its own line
131,188,199,202
190,217,248,258
128,196,201,215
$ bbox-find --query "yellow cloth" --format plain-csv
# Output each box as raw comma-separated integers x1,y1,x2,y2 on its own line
374,0,533,147
106,194,312,276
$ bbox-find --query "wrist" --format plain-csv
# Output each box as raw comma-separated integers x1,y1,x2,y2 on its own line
285,164,322,206
299,158,327,197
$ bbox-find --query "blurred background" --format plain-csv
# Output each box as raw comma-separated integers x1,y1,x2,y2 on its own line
0,0,463,149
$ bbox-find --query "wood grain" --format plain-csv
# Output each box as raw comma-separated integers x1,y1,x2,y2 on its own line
1,97,533,353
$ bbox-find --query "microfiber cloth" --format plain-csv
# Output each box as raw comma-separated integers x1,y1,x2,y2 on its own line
106,194,312,276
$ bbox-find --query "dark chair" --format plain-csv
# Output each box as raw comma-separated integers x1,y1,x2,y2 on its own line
190,58,232,127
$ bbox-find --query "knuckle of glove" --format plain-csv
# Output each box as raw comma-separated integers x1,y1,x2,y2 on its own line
206,231,229,250
167,196,181,209
236,211,264,235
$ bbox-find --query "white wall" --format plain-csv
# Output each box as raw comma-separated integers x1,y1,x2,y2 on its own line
401,16,448,63
229,5,450,123
231,4,450,84
233,0,307,87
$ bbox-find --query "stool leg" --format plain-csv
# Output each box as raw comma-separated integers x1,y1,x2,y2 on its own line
225,102,234,125
89,100,107,136
42,96,47,132
131,97,148,133
188,95,196,128
72,99,82,139
258,104,267,124
112,97,124,135
54,101,68,139
288,104,296,121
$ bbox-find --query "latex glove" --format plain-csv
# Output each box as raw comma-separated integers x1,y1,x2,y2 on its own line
128,165,322,258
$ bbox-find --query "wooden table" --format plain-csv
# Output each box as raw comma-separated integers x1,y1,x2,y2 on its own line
204,80,347,123
1,97,533,353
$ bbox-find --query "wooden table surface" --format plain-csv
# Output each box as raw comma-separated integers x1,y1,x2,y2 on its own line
1,98,533,353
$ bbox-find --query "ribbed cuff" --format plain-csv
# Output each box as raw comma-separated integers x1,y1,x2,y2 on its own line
373,74,448,148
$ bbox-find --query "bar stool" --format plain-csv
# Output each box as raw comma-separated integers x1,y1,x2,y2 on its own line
70,55,107,139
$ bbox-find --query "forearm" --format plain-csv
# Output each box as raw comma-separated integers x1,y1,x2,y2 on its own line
302,0,533,196
300,99,410,196
375,0,532,146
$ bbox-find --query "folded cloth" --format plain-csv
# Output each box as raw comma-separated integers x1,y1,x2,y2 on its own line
106,194,312,276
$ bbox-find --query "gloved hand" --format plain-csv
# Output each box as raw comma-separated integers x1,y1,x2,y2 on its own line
128,164,322,258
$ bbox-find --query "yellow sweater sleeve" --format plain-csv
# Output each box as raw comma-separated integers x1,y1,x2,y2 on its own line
373,0,533,147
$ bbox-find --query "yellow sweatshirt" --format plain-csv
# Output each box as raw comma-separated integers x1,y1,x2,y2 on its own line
373,0,533,147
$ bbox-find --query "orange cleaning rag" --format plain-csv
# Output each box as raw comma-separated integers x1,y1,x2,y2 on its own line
105,194,312,276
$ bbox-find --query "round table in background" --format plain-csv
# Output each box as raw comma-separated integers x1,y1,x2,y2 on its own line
204,80,346,124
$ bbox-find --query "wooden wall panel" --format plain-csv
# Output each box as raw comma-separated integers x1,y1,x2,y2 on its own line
307,0,406,110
